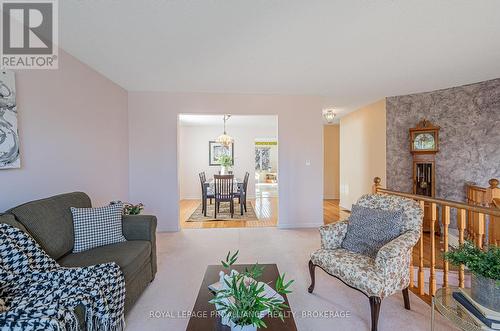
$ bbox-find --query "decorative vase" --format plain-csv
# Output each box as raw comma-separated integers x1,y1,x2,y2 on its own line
220,166,227,175
471,273,500,312
230,323,257,331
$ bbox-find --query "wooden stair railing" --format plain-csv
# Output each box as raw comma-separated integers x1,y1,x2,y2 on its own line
372,177,500,301
491,196,500,247
466,179,500,246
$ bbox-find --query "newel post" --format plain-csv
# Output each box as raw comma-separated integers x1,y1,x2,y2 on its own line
486,178,500,206
372,177,382,194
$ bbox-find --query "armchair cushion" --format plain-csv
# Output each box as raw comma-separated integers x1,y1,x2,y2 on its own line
356,194,423,233
341,204,404,258
311,248,386,297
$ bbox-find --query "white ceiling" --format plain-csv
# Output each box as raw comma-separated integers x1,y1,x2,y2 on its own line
178,114,277,128
60,1,500,112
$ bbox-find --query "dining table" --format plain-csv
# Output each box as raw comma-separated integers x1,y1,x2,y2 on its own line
202,178,244,217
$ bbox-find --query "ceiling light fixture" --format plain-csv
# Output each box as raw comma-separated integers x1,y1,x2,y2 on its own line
216,114,233,146
323,108,336,123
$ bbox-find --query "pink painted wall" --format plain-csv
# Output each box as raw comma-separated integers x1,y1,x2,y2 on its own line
128,92,324,231
0,50,129,211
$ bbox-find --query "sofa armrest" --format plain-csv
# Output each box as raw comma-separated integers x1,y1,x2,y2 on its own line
122,214,157,277
122,214,157,241
319,219,349,250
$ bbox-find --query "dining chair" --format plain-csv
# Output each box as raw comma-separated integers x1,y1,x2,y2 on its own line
199,172,214,215
233,172,250,214
242,172,250,212
213,175,235,218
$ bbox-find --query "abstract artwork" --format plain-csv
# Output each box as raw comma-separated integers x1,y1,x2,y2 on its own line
255,147,271,171
209,141,234,166
0,71,19,169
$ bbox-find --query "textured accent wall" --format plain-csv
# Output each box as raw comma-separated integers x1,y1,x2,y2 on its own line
386,78,500,203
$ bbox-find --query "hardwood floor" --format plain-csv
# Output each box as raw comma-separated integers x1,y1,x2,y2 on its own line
411,231,460,270
323,199,350,224
179,198,349,229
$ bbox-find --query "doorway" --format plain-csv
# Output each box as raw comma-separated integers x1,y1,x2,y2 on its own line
254,139,278,198
323,124,343,224
177,114,279,229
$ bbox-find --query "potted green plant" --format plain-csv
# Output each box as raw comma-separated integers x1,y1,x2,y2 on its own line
210,251,293,331
218,155,233,175
123,202,144,215
445,242,500,311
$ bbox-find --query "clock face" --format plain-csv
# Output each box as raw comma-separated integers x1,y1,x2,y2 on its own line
413,132,436,150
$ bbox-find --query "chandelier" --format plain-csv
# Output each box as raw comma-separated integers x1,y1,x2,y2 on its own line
322,108,336,123
216,114,233,146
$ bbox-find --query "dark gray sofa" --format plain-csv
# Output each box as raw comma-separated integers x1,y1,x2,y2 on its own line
0,192,157,316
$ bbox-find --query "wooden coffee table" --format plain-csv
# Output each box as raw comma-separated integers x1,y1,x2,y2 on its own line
186,264,298,331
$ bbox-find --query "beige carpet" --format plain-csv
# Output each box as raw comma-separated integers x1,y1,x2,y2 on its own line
187,201,258,221
126,227,455,331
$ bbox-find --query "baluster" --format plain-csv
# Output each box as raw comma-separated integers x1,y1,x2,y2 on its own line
477,213,485,249
467,209,473,241
488,179,500,246
489,215,497,246
442,206,450,288
418,201,425,295
457,209,466,288
492,213,500,247
429,203,437,295
466,185,473,240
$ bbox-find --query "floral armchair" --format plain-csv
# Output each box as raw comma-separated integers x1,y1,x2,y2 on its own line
308,194,423,331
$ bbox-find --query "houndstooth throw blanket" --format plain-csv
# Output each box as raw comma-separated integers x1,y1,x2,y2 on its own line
0,223,126,331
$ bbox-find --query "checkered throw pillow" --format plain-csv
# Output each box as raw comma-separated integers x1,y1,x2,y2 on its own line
71,203,126,253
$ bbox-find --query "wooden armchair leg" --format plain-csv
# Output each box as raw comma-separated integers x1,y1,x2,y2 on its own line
369,296,381,331
402,287,410,310
307,260,316,293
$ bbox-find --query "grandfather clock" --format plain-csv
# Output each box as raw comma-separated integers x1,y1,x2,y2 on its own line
410,119,440,232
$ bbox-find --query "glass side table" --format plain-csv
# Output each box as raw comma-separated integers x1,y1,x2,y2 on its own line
432,287,485,331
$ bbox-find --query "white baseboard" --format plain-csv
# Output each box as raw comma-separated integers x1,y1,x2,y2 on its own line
157,225,180,232
278,222,323,229
180,195,260,200
180,195,200,200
